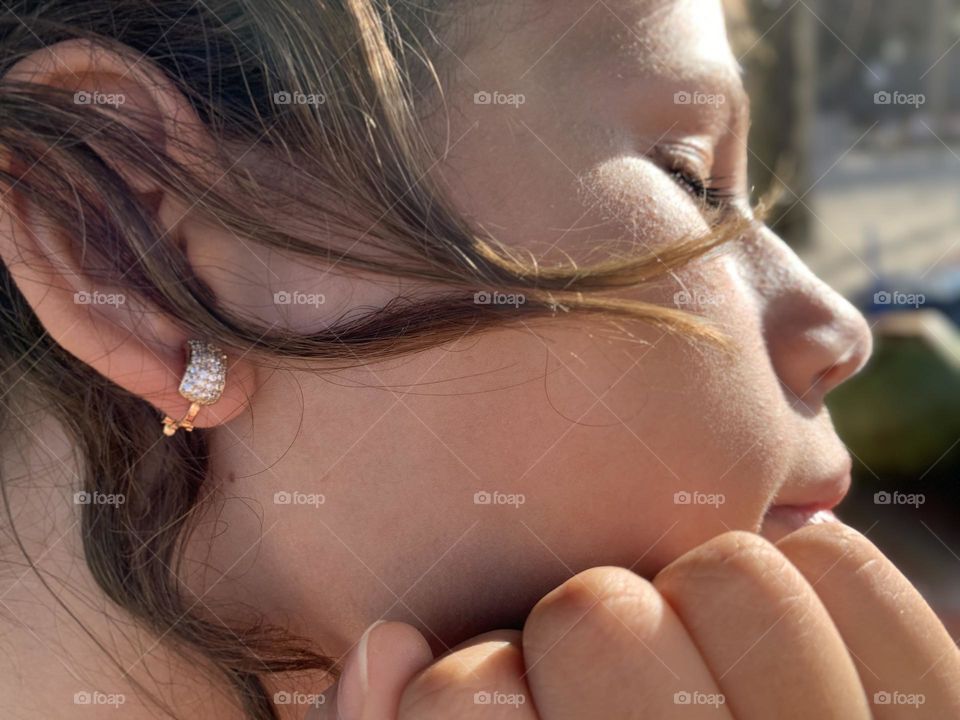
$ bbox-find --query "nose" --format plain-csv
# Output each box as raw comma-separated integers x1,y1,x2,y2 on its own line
750,229,873,411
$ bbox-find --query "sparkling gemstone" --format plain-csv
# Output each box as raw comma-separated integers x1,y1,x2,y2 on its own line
178,340,228,404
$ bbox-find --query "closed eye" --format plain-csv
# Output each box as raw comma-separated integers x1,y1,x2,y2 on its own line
668,166,736,210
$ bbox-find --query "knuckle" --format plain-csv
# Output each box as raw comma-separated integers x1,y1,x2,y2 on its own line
398,634,526,720
655,530,793,595
777,522,887,579
697,530,780,567
528,566,648,622
777,519,865,553
525,566,660,656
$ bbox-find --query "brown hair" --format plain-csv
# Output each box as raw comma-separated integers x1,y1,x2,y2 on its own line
0,1,743,717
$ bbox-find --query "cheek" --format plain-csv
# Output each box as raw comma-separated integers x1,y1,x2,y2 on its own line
503,257,791,570
576,156,712,257
585,156,700,222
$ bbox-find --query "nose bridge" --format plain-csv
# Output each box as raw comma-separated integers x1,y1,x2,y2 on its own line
747,228,873,405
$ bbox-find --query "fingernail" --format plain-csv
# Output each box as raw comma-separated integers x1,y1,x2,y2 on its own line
337,620,386,720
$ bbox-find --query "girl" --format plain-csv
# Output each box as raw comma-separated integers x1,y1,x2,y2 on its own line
0,1,956,717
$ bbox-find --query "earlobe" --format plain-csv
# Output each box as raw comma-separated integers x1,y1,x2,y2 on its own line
0,39,259,432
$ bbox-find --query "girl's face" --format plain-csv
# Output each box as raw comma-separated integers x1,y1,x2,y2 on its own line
194,0,872,649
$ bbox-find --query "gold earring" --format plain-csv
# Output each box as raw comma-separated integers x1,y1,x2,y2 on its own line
162,340,228,437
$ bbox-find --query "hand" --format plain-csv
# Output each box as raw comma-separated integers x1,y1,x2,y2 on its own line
315,522,960,719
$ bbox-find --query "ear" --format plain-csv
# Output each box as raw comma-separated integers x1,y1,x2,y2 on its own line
0,39,257,431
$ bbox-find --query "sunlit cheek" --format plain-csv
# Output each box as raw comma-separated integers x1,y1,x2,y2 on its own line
582,156,713,252
574,155,760,327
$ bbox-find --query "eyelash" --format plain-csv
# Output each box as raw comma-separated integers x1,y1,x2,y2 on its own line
669,167,734,209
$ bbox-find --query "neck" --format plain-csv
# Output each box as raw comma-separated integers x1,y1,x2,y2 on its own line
0,408,314,719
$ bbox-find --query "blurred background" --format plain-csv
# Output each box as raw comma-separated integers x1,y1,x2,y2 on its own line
728,0,960,639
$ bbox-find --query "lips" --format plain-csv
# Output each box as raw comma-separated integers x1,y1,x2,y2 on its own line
760,463,852,543
761,506,840,543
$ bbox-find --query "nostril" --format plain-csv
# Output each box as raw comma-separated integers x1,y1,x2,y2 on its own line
816,356,856,394
816,322,873,394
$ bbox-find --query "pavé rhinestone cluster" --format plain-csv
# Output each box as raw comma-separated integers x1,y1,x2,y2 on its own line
178,340,228,405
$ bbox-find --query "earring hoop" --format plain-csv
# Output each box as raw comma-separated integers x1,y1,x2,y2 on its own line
161,340,228,437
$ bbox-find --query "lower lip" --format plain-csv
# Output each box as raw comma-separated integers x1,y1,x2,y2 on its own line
761,506,839,543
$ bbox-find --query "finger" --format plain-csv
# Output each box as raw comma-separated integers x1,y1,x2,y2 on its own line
654,531,872,720
522,567,734,719
778,522,960,719
398,630,539,720
312,620,433,720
